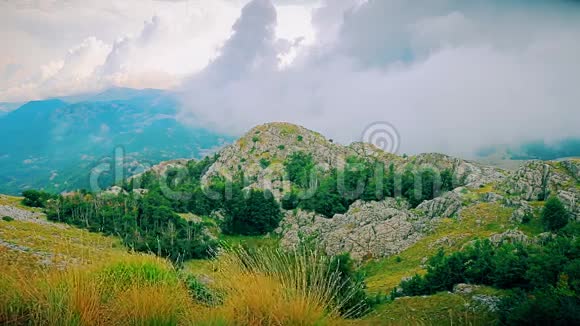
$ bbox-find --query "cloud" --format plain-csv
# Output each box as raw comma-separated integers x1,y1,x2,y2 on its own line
178,0,580,155
0,0,245,101
0,0,316,101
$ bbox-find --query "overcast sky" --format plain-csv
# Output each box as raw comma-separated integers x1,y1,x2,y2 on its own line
2,0,579,154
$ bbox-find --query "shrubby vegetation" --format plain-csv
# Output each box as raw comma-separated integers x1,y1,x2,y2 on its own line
282,152,458,217
127,156,283,236
43,191,216,263
21,156,283,262
542,196,570,231
395,215,580,325
21,189,56,208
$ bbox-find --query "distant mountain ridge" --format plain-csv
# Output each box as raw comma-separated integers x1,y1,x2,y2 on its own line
0,88,232,195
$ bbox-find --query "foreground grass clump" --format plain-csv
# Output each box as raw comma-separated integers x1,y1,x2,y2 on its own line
191,248,366,325
0,246,363,325
0,254,191,325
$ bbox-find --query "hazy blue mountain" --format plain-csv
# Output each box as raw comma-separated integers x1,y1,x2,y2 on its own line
476,137,580,161
0,102,23,116
0,88,231,195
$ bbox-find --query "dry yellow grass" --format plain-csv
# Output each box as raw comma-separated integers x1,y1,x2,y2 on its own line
1,226,353,326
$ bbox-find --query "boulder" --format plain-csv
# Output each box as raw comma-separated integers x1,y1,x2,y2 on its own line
281,198,429,260
489,229,529,245
557,190,579,221
416,191,462,218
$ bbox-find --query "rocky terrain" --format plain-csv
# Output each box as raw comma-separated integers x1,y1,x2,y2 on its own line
131,122,579,260
1,122,579,325
5,122,577,273
279,198,429,260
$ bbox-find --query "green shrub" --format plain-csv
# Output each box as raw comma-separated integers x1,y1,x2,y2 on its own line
541,196,569,231
498,287,580,325
21,190,55,208
222,188,282,236
259,158,271,169
1,216,14,222
181,273,222,306
396,225,580,323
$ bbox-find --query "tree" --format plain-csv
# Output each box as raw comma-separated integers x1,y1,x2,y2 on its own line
22,190,55,208
223,188,282,235
285,151,316,188
441,168,454,191
541,196,569,231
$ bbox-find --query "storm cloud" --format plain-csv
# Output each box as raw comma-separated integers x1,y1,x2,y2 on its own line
179,0,580,155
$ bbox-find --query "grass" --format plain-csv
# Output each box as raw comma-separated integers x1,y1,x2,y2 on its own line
0,254,191,325
367,290,500,325
0,219,123,275
219,234,280,250
0,210,356,325
0,246,354,325
0,195,40,212
363,202,514,294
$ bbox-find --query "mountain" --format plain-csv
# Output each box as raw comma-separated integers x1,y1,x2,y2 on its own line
1,122,579,324
0,88,232,195
0,102,22,116
139,122,580,259
476,137,580,161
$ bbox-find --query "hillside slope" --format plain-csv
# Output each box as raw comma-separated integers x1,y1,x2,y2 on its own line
2,122,578,324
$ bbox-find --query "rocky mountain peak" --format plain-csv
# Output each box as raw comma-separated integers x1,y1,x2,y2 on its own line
202,122,353,187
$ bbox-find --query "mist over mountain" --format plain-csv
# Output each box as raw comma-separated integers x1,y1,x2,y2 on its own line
477,137,580,161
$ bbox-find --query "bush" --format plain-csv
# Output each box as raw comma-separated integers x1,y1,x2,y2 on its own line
181,273,222,306
498,287,580,325
21,190,54,208
328,253,372,317
395,225,580,323
259,158,270,169
541,196,569,231
222,188,282,236
1,216,14,222
284,151,316,188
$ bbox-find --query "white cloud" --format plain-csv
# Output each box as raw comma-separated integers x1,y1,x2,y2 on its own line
0,0,317,101
178,0,580,155
0,0,245,100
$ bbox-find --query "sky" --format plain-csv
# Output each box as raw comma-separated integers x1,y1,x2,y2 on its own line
2,0,580,155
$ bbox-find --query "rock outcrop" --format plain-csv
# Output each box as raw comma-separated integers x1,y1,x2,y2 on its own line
557,190,579,221
416,190,462,218
410,153,506,188
0,205,61,228
200,123,509,200
280,198,430,260
502,160,577,201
